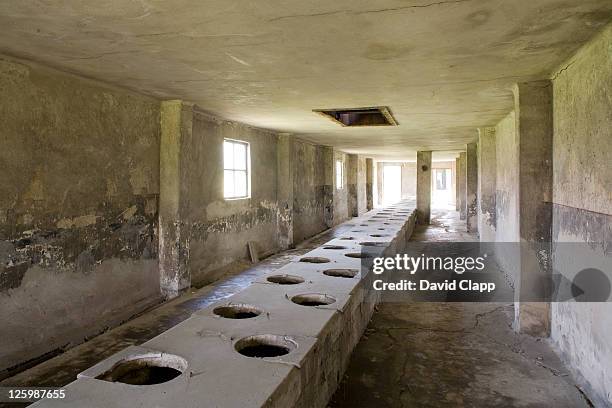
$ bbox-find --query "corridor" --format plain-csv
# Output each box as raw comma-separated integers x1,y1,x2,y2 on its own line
331,210,590,407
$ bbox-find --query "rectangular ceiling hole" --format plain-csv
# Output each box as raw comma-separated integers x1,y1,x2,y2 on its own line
314,106,398,127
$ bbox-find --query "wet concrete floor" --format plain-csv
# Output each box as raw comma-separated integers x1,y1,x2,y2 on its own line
329,209,590,408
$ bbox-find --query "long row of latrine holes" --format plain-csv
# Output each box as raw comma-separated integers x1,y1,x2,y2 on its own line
95,206,410,385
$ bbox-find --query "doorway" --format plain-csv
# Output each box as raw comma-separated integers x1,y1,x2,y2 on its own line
432,168,453,209
382,165,402,205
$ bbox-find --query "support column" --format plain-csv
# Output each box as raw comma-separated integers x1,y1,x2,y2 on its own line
514,80,553,337
458,152,466,220
416,151,432,224
466,142,478,233
277,134,294,249
347,154,358,217
376,162,384,206
366,158,374,210
159,100,193,299
478,127,497,241
322,146,335,227
455,156,460,211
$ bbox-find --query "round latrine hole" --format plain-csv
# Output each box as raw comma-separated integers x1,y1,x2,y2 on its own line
359,224,369,226
299,256,331,263
267,274,305,285
345,252,371,259
235,335,296,358
213,303,263,319
323,245,347,250
377,228,386,230
291,293,336,307
340,236,355,240
370,234,390,238
96,353,187,385
351,230,365,233
323,269,358,278
360,241,391,247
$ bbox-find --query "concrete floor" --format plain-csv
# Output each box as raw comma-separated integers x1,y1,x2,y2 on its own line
330,209,591,408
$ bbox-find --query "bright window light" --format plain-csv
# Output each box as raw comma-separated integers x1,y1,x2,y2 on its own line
336,160,344,189
224,139,250,199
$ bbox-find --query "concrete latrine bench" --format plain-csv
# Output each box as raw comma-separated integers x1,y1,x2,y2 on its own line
33,201,416,408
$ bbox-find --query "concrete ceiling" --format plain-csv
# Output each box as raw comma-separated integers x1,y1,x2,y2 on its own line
1,0,610,160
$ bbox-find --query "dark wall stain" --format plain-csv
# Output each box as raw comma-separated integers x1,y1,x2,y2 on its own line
191,204,278,239
0,195,158,292
553,204,611,254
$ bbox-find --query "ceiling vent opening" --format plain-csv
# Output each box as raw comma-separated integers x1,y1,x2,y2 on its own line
314,106,398,127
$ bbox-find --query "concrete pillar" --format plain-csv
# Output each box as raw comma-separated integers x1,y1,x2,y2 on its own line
376,162,384,206
322,146,335,227
277,134,294,249
513,80,553,337
416,151,432,224
347,154,358,217
366,158,374,210
455,156,460,211
458,152,466,220
478,127,496,241
466,142,478,233
159,100,193,299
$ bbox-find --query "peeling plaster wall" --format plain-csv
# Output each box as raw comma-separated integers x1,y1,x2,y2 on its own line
292,139,333,243
549,25,612,407
494,112,520,286
187,112,279,285
0,56,161,374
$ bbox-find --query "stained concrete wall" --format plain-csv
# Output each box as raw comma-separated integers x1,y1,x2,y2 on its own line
346,154,358,217
366,158,374,210
347,155,367,217
293,139,334,243
478,128,497,242
416,151,432,224
357,156,367,215
458,152,466,220
0,56,161,374
494,112,520,286
466,142,478,233
186,111,280,286
549,25,612,407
